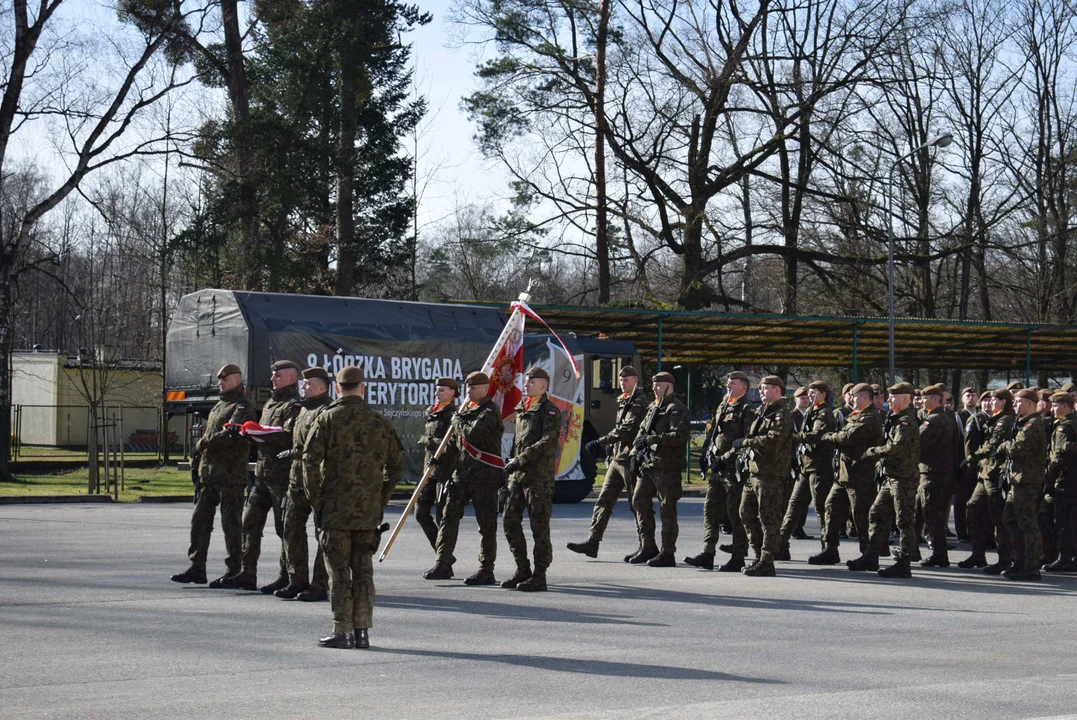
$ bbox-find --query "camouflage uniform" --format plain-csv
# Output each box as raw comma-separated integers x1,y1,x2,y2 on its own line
999,413,1047,571
736,399,794,565
631,394,690,556
587,386,649,544
957,409,988,539
504,393,563,573
282,393,332,591
240,383,301,581
864,406,920,559
916,406,958,562
303,395,402,634
1046,411,1077,566
820,405,884,553
435,396,505,569
967,409,1017,566
779,402,837,551
699,396,755,557
188,388,254,573
415,401,458,550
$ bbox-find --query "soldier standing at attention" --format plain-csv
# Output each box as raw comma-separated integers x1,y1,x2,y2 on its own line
954,388,986,542
424,372,505,585
778,381,838,559
630,372,690,567
304,366,402,649
917,385,957,568
722,376,793,577
501,367,563,592
567,366,649,560
684,371,755,572
220,360,301,593
809,383,884,565
276,367,333,601
849,383,920,577
172,364,255,587
997,389,1048,580
415,378,460,554
1044,392,1077,572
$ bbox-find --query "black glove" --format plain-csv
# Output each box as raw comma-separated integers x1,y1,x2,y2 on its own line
226,425,242,439
633,437,647,453
585,440,603,455
276,449,293,460
732,438,745,450
427,454,442,468
504,459,520,474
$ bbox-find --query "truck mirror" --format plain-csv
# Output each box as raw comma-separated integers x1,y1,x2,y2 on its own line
590,400,601,409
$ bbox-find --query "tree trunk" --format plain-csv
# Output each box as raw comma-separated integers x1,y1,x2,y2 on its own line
593,0,612,303
679,206,706,310
334,29,358,296
0,270,13,482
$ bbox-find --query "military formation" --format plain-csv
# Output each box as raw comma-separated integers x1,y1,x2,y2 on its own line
172,360,1077,649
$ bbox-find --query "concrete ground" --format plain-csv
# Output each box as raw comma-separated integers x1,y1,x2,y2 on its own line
1,497,1075,719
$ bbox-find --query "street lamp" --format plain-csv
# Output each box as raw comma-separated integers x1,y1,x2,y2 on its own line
886,132,953,385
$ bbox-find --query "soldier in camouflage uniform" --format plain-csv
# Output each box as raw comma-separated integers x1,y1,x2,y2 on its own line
916,385,958,568
304,366,402,649
1045,392,1077,572
567,366,648,560
275,367,333,601
220,360,301,593
719,375,792,577
1035,389,1059,565
501,367,563,592
171,364,255,586
685,371,755,571
809,383,884,565
629,372,690,567
425,372,505,585
778,380,838,560
997,389,1048,580
415,377,460,553
959,388,1016,573
955,388,988,541
849,383,920,577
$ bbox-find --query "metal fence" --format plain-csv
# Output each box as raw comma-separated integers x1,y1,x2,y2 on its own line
9,404,183,461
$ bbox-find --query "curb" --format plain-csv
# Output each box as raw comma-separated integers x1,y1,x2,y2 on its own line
138,496,195,504
0,495,114,505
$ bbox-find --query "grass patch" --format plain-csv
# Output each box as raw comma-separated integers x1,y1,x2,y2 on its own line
2,465,194,502
12,446,164,462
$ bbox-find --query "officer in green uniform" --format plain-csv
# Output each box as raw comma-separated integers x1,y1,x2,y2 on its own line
685,371,755,571
415,377,460,553
275,366,332,601
1045,392,1077,572
567,366,649,560
997,389,1048,580
425,372,505,584
917,384,957,568
501,367,563,592
304,366,402,649
629,372,690,567
959,388,1016,573
849,382,919,577
171,364,255,586
809,383,883,565
221,360,301,592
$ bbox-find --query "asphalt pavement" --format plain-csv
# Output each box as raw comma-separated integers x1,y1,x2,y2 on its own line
1,497,1076,719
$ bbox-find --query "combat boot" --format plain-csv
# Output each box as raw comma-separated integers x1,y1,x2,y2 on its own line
501,565,532,589
1004,565,1041,581
808,548,841,565
628,546,660,565
423,562,454,580
464,566,497,586
743,560,776,577
207,574,232,589
646,553,676,568
317,632,354,649
296,587,328,602
983,561,1008,575
517,573,548,592
171,568,207,585
683,552,714,570
567,539,599,558
957,554,988,569
1043,557,1069,572
775,547,791,562
274,583,307,599
623,547,642,563
1060,559,1077,572
260,577,289,595
920,555,950,568
718,543,735,554
354,629,370,649
879,559,911,578
219,572,257,591
846,553,879,572
717,556,745,572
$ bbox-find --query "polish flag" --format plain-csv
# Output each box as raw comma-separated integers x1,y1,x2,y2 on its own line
484,308,525,419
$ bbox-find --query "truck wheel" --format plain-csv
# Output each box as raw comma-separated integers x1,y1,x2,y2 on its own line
553,478,593,504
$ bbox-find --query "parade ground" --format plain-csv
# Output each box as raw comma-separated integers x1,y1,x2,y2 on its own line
2,497,1076,720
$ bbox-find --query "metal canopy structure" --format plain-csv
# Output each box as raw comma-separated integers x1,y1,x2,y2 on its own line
469,303,1077,379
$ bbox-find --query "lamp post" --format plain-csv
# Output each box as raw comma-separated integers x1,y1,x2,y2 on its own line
887,132,953,385
674,364,691,484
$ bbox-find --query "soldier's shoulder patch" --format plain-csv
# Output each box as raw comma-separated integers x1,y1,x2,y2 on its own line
900,418,910,426
483,408,492,413
548,410,556,415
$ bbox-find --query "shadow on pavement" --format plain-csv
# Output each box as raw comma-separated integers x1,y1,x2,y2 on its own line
379,593,667,627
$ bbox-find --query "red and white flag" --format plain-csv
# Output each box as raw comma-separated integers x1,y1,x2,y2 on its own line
229,421,284,443
483,306,525,419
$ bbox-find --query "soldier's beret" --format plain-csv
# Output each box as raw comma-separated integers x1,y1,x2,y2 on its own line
991,388,1013,402
336,366,364,385
302,367,330,381
922,385,944,398
761,375,785,389
870,383,884,396
979,390,992,402
525,366,550,381
961,386,975,395
887,382,915,395
1039,389,1053,403
1006,381,1025,390
841,383,854,395
1015,388,1039,402
618,366,638,378
1061,382,1077,393
793,386,809,398
465,371,490,386
436,376,460,391
727,371,751,383
808,380,831,394
271,360,298,372
851,382,874,395
652,371,675,385
216,363,241,379
1050,391,1074,405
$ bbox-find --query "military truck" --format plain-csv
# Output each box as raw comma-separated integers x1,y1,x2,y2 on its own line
164,289,639,502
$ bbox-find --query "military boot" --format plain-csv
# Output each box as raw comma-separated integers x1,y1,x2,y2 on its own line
296,587,328,602
171,568,207,585
1043,557,1069,572
354,628,370,649
646,553,676,568
920,555,950,568
808,548,841,565
775,547,791,562
1004,565,1041,581
260,576,289,595
517,573,548,592
957,554,988,569
846,553,879,572
423,562,454,580
623,547,642,563
464,566,497,586
219,572,258,591
718,543,735,554
628,546,660,565
274,583,307,599
878,558,911,578
318,632,354,649
501,565,533,589
683,552,714,570
566,539,599,558
207,574,232,589
743,560,776,577
983,561,1008,575
717,556,745,572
